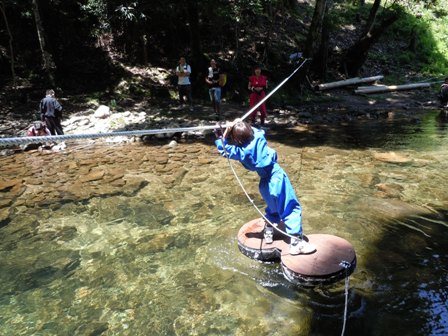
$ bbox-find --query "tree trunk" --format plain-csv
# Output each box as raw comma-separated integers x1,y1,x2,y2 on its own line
408,27,416,52
282,0,298,10
363,0,381,34
343,12,399,77
186,0,203,87
315,3,330,79
231,4,241,65
304,0,328,59
31,0,55,86
0,1,16,87
262,1,280,66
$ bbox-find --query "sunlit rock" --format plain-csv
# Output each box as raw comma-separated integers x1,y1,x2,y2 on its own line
94,105,111,119
375,183,404,198
79,170,105,183
373,152,411,163
0,178,22,191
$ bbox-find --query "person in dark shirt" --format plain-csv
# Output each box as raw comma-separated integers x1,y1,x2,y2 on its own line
40,89,64,135
205,59,225,116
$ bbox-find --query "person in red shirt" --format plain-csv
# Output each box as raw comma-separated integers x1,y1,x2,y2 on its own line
248,65,268,126
21,121,52,151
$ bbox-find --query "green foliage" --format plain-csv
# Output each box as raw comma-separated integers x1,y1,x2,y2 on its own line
329,2,360,27
115,2,146,22
383,1,448,75
398,51,414,64
2,0,448,94
80,0,109,32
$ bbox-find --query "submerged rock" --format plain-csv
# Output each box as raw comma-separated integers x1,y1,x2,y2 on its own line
373,151,412,163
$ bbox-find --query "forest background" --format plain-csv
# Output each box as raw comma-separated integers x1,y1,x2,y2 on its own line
0,0,448,115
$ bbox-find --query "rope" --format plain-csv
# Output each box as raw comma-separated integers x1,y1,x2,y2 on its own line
0,123,232,147
339,260,351,336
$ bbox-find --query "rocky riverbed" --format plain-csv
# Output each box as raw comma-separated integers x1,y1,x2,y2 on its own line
0,136,219,226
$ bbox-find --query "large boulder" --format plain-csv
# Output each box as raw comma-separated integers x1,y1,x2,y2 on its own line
94,105,111,119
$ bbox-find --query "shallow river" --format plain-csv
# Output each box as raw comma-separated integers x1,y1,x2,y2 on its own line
0,110,447,335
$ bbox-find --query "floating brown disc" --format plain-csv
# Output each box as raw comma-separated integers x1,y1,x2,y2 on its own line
237,218,356,286
237,218,284,262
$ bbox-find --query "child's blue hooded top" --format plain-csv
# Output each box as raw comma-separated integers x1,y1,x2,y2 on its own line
215,127,303,235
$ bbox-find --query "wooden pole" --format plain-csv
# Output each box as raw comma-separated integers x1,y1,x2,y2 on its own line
355,82,430,94
316,75,383,90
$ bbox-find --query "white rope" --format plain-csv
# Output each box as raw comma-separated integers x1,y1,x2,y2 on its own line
0,123,233,147
340,261,351,336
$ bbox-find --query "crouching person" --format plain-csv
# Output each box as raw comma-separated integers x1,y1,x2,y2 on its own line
21,121,52,151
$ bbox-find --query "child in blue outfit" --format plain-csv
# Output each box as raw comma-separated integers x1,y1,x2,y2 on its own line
215,120,315,255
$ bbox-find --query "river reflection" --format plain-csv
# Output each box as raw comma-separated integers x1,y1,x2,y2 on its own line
0,110,447,335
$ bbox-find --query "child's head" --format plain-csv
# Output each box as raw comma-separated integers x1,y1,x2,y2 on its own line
228,121,254,146
34,121,43,130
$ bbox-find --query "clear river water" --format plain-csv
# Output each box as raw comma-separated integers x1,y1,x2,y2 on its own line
0,109,447,335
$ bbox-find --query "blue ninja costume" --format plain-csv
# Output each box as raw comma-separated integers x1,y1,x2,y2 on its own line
215,127,302,235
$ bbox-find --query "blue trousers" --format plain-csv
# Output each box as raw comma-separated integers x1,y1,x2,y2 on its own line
209,87,221,103
258,163,302,235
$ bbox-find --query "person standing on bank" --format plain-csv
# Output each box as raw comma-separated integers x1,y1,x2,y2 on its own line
175,57,193,111
248,65,268,126
40,89,64,135
438,77,448,107
205,59,225,116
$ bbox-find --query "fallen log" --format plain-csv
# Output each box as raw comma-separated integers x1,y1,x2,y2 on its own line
355,82,430,94
356,84,388,90
316,75,384,91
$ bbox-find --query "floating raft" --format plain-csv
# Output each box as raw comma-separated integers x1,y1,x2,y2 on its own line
237,218,356,287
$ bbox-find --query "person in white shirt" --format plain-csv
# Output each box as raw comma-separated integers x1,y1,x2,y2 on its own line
175,57,193,111
439,77,448,107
